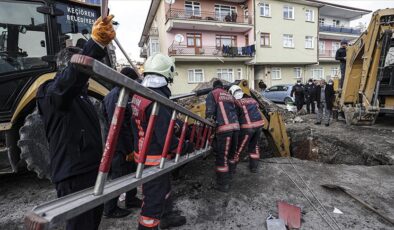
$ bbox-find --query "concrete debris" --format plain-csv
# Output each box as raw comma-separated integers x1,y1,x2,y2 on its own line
333,207,343,214
293,116,304,123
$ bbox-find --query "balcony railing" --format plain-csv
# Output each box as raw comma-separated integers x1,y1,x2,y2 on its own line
168,45,255,57
166,8,253,25
319,49,337,58
319,25,362,35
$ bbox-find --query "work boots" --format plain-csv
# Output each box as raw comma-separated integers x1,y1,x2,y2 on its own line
249,159,258,173
160,211,187,229
137,224,159,230
216,172,230,193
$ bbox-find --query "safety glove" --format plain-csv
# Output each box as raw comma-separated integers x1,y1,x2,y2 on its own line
92,15,116,47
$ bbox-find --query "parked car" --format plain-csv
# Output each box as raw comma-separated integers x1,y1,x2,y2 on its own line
262,84,295,104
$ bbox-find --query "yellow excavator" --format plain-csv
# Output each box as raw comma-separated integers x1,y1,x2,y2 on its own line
172,80,291,158
338,9,394,125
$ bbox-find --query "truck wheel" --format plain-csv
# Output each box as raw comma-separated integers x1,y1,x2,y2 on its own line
18,109,51,180
17,97,107,180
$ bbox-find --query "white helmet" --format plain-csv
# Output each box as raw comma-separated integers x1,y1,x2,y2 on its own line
144,53,176,83
229,85,244,99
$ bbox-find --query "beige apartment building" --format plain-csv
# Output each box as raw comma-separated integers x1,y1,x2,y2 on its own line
139,0,255,95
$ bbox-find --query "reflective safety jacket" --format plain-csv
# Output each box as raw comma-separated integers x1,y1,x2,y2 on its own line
206,87,240,133
131,86,182,165
235,96,264,129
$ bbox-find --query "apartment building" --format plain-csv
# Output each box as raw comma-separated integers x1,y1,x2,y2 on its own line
314,3,371,81
139,0,255,95
254,0,321,87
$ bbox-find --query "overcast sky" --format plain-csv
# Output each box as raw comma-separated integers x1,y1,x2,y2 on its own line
109,0,394,63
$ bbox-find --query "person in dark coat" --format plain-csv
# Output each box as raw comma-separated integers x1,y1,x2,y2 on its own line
205,80,240,193
290,79,305,112
304,78,317,114
258,80,267,92
36,15,116,230
102,67,142,219
131,53,193,230
335,39,348,89
315,79,335,126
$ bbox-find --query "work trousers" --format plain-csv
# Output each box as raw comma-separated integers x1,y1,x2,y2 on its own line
340,62,346,89
317,101,331,125
305,98,315,113
232,128,262,170
56,170,103,230
139,172,171,228
215,131,239,174
104,151,137,214
295,97,304,111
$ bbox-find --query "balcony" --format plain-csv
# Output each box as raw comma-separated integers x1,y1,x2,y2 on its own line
165,8,253,33
319,25,362,40
168,44,254,62
319,49,336,61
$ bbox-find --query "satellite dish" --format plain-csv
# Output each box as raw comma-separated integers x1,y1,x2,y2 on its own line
165,0,175,4
174,34,184,43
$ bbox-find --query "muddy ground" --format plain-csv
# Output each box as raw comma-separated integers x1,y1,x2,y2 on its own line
1,115,393,230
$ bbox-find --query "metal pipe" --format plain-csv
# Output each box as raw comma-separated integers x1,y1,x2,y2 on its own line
175,116,189,163
94,87,129,196
160,110,177,169
114,38,141,77
136,102,160,178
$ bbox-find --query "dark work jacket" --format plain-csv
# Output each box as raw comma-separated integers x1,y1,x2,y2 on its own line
206,87,240,134
235,96,264,129
291,84,305,101
37,39,106,183
102,86,133,155
131,86,184,165
335,47,347,64
304,83,317,101
315,84,335,110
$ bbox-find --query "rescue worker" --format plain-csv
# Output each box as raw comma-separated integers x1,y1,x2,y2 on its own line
205,80,240,192
37,15,116,230
131,53,193,230
304,78,317,114
229,85,264,173
290,79,305,112
315,79,335,126
335,39,348,89
102,67,142,218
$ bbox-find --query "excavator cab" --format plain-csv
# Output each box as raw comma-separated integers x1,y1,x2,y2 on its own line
0,0,113,178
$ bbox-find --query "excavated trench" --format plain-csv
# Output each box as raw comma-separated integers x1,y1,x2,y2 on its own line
284,122,394,166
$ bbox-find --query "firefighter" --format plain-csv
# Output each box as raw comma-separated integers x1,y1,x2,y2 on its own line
290,79,305,112
205,80,240,192
229,85,264,173
102,67,142,218
131,53,193,230
36,15,116,230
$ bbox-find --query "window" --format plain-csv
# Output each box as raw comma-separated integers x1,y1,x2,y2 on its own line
216,35,237,47
215,5,237,22
332,42,340,51
283,6,294,20
0,1,50,75
283,34,294,48
271,68,281,80
217,68,234,82
333,19,340,27
294,67,302,79
312,68,324,79
149,37,159,56
260,3,270,17
319,41,325,52
185,1,201,16
188,69,204,83
260,33,271,47
237,68,242,80
319,17,325,26
187,33,202,47
331,67,339,77
305,36,314,49
305,9,314,22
